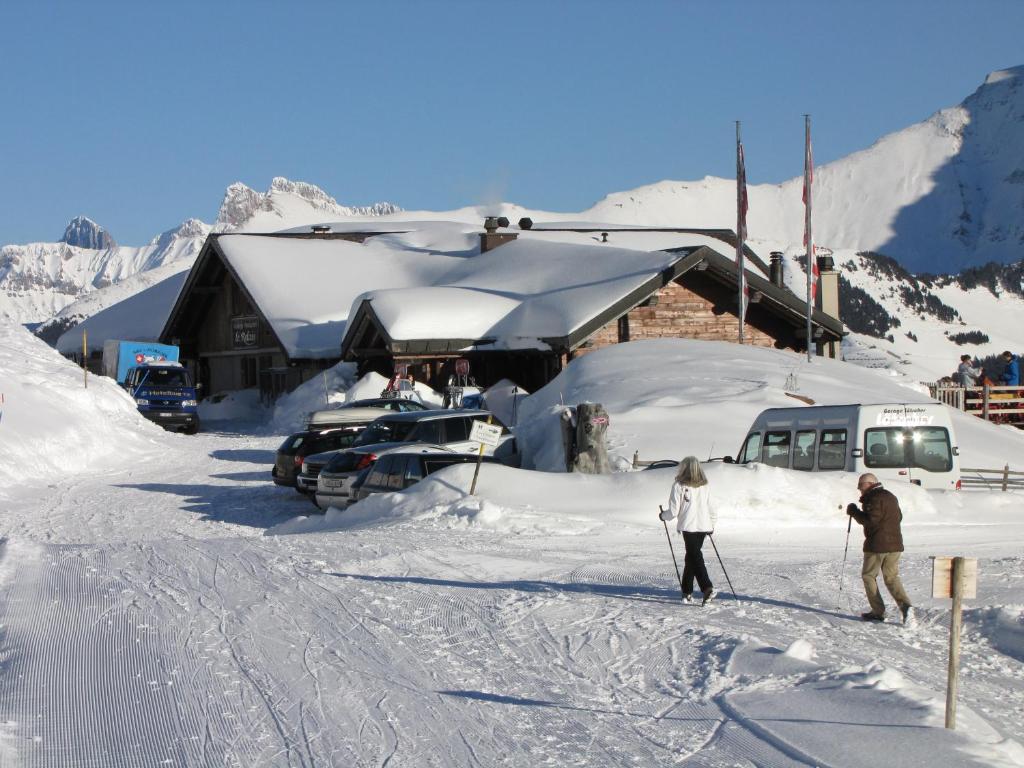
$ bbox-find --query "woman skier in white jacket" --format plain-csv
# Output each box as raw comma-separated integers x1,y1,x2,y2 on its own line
659,456,718,605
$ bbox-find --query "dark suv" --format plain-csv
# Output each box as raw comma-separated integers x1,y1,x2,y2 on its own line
272,425,366,488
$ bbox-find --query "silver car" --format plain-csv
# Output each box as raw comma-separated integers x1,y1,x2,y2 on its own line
314,443,452,511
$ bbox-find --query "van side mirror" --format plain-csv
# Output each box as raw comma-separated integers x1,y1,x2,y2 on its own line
722,456,735,464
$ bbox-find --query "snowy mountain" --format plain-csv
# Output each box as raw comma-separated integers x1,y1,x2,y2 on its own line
61,215,116,250
580,66,1024,274
0,218,206,326
0,180,400,325
214,176,400,231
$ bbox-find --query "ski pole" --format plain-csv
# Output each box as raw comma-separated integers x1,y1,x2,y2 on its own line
707,534,738,601
659,506,685,601
838,507,853,599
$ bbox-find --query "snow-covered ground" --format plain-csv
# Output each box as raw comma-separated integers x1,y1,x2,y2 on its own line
1,320,1022,766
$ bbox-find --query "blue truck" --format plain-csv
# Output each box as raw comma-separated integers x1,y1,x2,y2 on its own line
102,340,201,434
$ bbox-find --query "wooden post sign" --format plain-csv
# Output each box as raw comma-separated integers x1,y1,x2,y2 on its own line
931,555,979,730
468,417,499,495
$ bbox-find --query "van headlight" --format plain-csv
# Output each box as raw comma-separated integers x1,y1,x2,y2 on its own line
135,398,150,406
181,400,198,407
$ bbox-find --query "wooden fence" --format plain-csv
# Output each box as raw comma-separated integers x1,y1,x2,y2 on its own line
932,385,1024,426
959,465,1024,492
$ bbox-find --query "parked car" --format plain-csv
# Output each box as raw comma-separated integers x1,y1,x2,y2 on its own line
296,449,341,497
350,409,517,460
352,450,501,504
314,443,452,510
272,425,366,488
304,398,427,432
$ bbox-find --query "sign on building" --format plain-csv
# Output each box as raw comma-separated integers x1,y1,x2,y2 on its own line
231,316,259,349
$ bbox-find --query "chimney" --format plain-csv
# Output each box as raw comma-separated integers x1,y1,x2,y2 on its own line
769,251,785,287
479,216,518,253
816,254,840,359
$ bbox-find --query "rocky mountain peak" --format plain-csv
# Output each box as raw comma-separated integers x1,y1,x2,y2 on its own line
214,177,401,230
61,216,116,250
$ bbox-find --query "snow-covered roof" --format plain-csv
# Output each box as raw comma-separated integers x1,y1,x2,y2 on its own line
214,234,462,359
348,238,698,351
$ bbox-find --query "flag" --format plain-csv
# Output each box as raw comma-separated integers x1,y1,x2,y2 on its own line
803,116,816,361
803,131,819,302
736,127,749,340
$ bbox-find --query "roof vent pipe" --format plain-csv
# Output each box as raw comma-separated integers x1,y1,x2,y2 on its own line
769,251,785,287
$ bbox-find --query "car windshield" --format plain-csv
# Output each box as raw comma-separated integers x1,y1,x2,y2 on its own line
353,420,417,447
139,367,191,387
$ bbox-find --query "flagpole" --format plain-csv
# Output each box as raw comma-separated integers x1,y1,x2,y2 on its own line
804,114,813,363
736,120,745,344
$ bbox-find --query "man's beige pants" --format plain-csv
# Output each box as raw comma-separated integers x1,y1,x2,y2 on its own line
861,552,911,617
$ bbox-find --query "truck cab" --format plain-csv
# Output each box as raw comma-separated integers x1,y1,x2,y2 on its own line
124,364,201,434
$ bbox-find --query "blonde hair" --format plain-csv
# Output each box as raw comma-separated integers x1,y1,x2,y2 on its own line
674,456,708,488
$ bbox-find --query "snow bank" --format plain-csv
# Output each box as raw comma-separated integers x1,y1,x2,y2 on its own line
269,361,358,433
724,638,1024,768
516,338,1024,472
266,459,951,538
0,320,168,497
199,388,269,423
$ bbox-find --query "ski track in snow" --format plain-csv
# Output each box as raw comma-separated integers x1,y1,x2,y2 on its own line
0,427,1022,766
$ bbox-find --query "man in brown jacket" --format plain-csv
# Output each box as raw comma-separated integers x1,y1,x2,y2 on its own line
846,473,914,624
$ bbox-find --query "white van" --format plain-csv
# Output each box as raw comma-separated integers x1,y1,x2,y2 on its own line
736,403,961,490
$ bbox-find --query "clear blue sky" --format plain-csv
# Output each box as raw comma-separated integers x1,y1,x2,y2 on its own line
2,0,1022,245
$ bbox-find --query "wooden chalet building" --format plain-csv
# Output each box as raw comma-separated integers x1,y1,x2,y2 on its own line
340,233,843,393
160,227,412,400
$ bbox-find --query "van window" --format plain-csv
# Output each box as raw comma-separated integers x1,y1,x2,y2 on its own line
793,430,817,471
818,429,847,470
739,433,761,464
911,427,953,472
761,431,792,468
863,428,908,468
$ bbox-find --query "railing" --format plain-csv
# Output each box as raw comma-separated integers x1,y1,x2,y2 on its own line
959,465,1024,492
932,385,1024,425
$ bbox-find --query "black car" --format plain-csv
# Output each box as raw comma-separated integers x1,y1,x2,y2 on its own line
352,451,500,503
272,426,365,488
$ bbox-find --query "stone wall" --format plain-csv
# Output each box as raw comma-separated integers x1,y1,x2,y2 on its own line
579,274,783,356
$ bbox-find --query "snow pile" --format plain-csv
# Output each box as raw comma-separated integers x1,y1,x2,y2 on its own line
723,639,1024,768
342,371,443,408
480,378,529,429
199,389,269,423
515,338,1024,472
0,320,168,497
269,361,359,433
267,459,945,538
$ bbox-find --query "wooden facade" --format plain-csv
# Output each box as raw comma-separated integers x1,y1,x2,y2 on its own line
161,235,340,401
